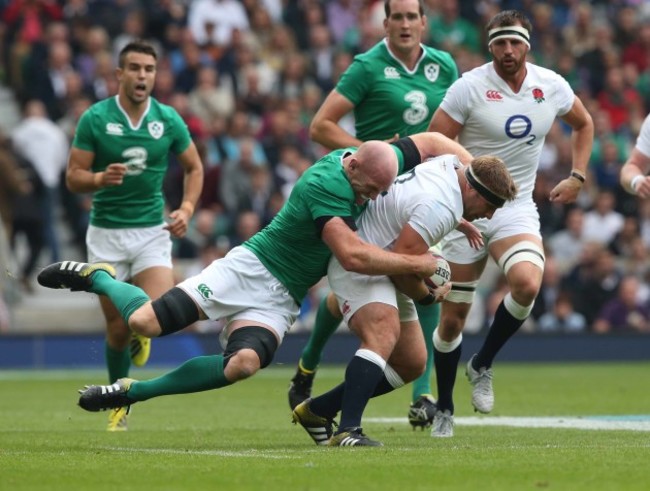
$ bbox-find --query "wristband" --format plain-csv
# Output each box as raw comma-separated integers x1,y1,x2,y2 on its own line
570,171,585,183
417,293,435,306
631,175,644,194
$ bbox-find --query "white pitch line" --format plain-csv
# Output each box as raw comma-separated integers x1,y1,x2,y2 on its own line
98,446,298,459
365,416,650,432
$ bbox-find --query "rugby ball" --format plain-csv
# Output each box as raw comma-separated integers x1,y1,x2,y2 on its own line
424,255,451,289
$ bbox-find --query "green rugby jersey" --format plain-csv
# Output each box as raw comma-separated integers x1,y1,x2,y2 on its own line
337,39,458,140
244,146,405,302
73,96,191,228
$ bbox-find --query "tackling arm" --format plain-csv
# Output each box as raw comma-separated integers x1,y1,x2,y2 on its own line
321,217,437,278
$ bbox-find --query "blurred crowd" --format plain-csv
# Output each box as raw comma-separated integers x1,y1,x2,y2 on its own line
0,0,650,334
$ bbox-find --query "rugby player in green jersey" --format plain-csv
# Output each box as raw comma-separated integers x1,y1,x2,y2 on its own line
290,0,463,429
65,41,204,431
37,133,455,431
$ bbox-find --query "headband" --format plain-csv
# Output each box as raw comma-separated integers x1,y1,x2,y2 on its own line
465,166,506,208
488,25,530,48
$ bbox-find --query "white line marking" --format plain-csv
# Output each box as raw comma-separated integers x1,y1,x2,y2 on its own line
366,416,650,432
99,446,298,459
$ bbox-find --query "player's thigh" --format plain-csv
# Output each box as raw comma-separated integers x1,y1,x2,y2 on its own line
328,256,399,325
132,266,175,299
180,247,300,344
348,302,401,356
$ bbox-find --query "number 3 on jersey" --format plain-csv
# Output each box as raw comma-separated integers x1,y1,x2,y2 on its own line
122,147,148,176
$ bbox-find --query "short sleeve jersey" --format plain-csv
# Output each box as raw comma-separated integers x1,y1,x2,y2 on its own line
440,62,575,201
73,96,192,228
244,146,405,302
337,39,458,141
635,113,650,158
357,155,463,251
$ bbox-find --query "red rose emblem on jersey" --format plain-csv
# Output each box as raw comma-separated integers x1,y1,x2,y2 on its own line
532,88,545,103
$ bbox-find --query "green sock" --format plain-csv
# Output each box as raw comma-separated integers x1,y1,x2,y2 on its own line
411,303,440,402
127,355,232,401
300,296,341,371
105,342,131,383
90,271,151,323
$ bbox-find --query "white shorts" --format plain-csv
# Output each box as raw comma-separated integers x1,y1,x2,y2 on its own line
327,256,418,325
178,246,300,345
441,200,541,264
87,224,172,281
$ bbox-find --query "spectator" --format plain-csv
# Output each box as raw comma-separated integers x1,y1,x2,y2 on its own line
592,276,650,333
11,99,68,262
187,0,250,49
188,66,236,127
582,190,625,245
537,291,588,333
548,207,588,274
427,0,481,54
565,245,622,326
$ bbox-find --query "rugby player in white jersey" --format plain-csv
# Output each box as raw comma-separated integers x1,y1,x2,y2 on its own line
293,141,518,447
427,9,594,436
621,112,650,199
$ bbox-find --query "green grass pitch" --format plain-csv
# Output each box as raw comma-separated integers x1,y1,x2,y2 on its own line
2,362,650,491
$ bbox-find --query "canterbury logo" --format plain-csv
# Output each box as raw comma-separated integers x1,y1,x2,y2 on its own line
60,261,85,272
197,283,213,299
485,90,503,101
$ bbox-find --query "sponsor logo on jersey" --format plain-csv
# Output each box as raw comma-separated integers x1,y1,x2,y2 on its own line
148,121,164,139
106,123,124,135
424,63,440,82
197,283,213,299
384,67,401,79
532,87,545,103
485,90,503,101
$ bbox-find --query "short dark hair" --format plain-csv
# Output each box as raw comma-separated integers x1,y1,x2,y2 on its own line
384,0,424,18
118,40,158,68
486,10,532,34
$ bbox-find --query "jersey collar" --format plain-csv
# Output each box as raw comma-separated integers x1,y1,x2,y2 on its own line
115,95,151,131
383,38,425,75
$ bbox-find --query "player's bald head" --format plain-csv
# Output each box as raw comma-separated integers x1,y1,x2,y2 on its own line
354,140,399,189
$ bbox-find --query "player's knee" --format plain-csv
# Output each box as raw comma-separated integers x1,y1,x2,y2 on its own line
222,326,279,381
403,350,427,381
440,303,471,337
498,241,545,304
128,306,161,338
223,349,261,381
509,274,541,305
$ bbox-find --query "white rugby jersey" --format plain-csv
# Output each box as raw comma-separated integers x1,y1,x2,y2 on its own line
440,62,575,201
635,113,650,157
357,155,463,251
